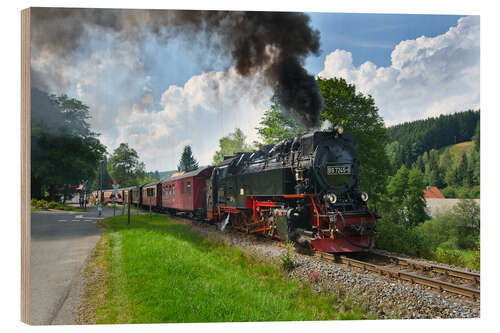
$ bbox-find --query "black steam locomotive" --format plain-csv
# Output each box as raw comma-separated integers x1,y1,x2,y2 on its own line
208,125,377,252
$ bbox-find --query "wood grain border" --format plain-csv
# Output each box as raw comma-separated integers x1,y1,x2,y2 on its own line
21,7,31,325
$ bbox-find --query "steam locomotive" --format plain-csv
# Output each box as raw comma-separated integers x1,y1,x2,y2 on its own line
207,125,377,252
93,125,378,253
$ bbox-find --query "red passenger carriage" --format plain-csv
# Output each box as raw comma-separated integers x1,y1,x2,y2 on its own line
141,181,161,208
161,167,213,216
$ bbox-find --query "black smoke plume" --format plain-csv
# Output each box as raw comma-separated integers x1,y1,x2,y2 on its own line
31,8,323,128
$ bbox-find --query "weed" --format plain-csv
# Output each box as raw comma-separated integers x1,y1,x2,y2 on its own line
280,240,295,272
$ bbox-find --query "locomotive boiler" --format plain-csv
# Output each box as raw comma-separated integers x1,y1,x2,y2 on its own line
207,125,377,252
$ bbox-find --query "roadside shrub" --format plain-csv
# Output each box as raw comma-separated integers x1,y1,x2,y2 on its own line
416,213,457,248
280,241,295,272
31,199,39,207
375,217,433,258
37,199,48,209
46,201,58,209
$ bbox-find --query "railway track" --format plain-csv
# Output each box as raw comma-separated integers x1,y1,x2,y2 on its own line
313,251,480,299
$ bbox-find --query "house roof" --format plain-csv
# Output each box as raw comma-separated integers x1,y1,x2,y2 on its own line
423,186,445,199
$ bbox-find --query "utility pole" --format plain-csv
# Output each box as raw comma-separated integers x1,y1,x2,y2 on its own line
100,160,103,203
127,191,131,225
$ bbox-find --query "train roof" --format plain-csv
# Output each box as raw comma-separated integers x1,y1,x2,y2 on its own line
142,181,161,188
164,166,213,182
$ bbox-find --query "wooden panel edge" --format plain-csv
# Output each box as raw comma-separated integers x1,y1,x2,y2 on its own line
21,7,31,325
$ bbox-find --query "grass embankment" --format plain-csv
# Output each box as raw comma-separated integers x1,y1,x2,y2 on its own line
441,141,474,159
80,214,372,324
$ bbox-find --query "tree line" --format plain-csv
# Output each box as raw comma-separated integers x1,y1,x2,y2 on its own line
386,110,479,168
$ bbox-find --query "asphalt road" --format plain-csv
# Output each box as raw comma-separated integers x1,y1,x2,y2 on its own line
30,206,120,325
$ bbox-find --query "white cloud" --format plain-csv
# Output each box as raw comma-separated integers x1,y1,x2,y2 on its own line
318,16,480,125
112,67,273,171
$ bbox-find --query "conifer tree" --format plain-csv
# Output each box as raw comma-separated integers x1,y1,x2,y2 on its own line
177,145,199,172
457,153,469,186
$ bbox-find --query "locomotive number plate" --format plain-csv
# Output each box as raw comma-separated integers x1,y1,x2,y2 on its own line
327,165,351,175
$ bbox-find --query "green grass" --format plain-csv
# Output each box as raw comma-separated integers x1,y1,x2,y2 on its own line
441,141,474,159
86,214,372,324
433,247,480,271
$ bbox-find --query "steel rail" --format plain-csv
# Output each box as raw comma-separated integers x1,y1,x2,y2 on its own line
370,250,480,283
313,252,480,299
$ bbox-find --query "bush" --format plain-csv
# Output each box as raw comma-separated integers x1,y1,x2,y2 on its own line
375,216,433,258
417,203,480,252
416,213,458,248
433,248,479,270
434,247,466,267
31,199,39,208
37,199,48,209
46,201,58,209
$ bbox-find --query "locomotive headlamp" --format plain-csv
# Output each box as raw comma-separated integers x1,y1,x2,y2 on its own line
324,193,337,204
334,125,344,135
295,169,304,181
360,192,369,202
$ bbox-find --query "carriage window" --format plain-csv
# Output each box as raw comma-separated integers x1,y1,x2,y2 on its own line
187,181,191,194
181,181,184,194
172,184,175,195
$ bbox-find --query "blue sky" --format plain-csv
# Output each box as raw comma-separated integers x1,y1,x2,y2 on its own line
305,13,465,71
32,11,479,171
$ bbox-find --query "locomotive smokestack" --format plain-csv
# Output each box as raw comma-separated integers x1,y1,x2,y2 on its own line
31,8,323,129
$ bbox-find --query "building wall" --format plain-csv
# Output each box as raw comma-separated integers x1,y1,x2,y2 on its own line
425,198,480,217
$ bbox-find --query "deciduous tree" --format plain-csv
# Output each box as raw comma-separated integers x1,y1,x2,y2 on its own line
212,128,253,165
31,88,106,200
385,165,428,227
256,98,305,144
317,77,391,208
107,143,146,187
